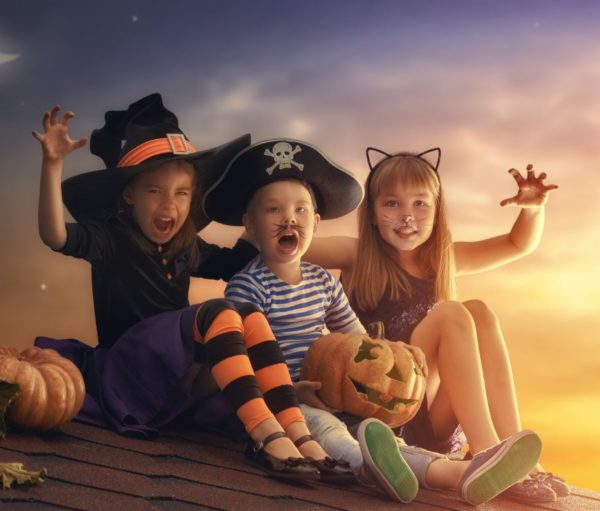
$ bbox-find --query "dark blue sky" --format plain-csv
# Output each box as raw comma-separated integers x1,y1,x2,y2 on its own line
3,1,595,131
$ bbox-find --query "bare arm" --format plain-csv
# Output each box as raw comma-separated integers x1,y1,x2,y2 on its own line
455,164,558,275
33,106,87,250
303,236,358,272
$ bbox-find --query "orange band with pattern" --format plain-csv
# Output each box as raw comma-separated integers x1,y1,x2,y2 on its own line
117,135,197,167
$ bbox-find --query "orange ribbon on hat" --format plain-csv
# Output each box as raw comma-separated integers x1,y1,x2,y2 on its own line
117,133,197,167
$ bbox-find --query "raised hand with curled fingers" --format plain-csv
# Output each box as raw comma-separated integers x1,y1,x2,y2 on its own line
32,106,87,163
500,164,558,208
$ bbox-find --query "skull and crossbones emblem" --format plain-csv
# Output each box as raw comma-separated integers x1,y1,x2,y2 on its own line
264,142,304,175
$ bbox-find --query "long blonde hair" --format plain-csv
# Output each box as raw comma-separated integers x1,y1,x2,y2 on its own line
346,153,455,311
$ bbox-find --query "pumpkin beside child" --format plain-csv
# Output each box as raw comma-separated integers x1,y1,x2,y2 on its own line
301,323,425,428
0,346,85,431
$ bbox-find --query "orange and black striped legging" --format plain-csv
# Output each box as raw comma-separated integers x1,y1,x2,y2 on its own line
194,299,304,434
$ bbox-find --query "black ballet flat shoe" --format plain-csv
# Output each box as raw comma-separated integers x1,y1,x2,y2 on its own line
293,434,355,484
312,456,356,484
245,431,320,481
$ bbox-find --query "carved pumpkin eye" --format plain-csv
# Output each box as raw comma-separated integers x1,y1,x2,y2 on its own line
353,338,383,363
354,338,405,382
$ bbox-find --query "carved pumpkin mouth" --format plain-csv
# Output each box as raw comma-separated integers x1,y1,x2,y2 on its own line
348,377,419,412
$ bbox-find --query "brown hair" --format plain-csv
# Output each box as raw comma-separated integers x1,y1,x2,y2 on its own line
118,160,201,269
346,153,455,311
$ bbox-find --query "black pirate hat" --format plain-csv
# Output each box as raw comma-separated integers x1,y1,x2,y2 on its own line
203,138,364,226
62,93,250,230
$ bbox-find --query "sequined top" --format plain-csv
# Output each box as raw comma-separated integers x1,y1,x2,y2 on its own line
348,272,437,342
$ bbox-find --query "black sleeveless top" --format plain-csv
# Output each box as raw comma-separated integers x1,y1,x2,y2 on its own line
349,272,437,342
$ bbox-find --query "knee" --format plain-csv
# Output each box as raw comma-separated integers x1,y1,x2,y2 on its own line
433,301,476,332
195,298,240,338
462,299,499,329
200,298,232,313
234,301,262,319
301,405,346,435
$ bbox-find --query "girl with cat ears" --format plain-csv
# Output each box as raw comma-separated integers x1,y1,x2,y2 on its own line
306,147,566,502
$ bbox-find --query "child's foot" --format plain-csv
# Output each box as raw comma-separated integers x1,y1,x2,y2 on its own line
251,419,302,460
245,431,319,480
502,477,557,503
262,434,301,459
294,434,327,459
357,418,419,503
532,471,570,497
394,441,449,489
457,429,543,506
294,434,355,483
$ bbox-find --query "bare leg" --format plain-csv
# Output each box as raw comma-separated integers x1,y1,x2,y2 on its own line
426,458,467,488
464,300,547,474
410,301,499,453
463,300,521,440
427,382,459,443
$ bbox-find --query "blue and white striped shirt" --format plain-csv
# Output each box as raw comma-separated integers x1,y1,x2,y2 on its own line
225,257,365,381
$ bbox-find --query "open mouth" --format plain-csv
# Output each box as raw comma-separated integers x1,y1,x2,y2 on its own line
393,226,418,236
277,231,299,252
153,216,175,234
349,377,419,411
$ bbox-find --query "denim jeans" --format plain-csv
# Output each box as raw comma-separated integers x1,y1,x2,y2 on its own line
299,404,363,471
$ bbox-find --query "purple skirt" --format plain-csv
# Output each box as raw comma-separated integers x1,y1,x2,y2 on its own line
35,305,236,439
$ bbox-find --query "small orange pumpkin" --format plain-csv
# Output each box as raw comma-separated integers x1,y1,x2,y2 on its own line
301,322,425,428
0,346,85,431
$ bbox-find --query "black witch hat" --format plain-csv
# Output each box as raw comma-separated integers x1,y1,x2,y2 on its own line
62,93,250,230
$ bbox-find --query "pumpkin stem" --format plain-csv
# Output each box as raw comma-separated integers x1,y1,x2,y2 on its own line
366,321,385,339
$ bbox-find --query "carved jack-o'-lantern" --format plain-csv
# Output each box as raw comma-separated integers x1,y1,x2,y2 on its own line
301,322,425,428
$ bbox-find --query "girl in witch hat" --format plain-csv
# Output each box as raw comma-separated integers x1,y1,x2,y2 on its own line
32,94,339,480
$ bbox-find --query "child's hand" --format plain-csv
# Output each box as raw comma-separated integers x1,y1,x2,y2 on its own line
500,164,558,209
32,106,87,163
294,380,338,413
401,343,428,378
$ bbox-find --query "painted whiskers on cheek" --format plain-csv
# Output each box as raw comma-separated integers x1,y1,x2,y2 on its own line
379,214,418,233
271,223,306,239
378,214,397,228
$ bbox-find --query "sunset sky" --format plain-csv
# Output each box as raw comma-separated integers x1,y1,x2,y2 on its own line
1,0,599,491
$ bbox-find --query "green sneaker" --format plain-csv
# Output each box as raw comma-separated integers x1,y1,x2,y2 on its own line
357,418,419,503
458,429,543,505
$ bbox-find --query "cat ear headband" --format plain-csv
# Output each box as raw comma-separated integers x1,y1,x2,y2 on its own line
366,146,442,174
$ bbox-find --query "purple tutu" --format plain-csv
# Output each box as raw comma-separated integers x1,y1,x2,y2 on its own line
35,305,235,439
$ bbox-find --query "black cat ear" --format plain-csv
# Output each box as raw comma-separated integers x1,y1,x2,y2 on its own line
417,147,441,172
366,147,392,172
